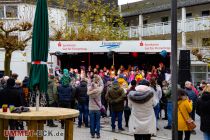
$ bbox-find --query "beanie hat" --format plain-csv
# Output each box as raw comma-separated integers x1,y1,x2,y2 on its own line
119,74,124,79
113,79,118,85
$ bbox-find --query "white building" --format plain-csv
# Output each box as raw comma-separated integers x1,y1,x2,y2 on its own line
121,0,210,84
0,0,67,80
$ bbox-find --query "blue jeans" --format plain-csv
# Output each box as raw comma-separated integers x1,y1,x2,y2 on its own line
111,111,123,129
167,102,173,127
78,103,89,127
89,110,101,136
204,132,210,140
154,103,160,128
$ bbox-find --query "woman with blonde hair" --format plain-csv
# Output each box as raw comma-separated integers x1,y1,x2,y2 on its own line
87,75,104,138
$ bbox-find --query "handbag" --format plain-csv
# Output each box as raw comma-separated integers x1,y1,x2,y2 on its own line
93,98,106,115
178,104,196,130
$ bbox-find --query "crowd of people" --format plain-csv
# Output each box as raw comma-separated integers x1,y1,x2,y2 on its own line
0,63,210,140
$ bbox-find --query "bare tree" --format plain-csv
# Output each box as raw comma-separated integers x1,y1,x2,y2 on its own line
0,21,32,75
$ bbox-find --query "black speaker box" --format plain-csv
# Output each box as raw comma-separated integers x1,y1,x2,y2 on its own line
179,50,191,70
178,50,191,88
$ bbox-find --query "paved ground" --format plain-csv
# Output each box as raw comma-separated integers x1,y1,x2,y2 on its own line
14,114,202,140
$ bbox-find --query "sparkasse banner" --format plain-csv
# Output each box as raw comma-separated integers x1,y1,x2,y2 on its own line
49,40,171,53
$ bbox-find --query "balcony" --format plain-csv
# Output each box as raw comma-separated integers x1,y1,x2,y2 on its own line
127,16,210,38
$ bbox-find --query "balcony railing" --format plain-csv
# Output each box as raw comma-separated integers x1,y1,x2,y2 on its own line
126,16,210,38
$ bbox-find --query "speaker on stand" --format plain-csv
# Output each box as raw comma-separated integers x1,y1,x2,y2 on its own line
178,50,192,88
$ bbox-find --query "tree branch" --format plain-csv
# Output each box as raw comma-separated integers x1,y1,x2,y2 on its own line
23,35,32,43
0,22,7,33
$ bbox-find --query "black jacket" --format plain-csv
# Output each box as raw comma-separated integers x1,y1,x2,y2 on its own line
58,85,75,102
196,92,210,132
76,81,88,104
0,86,23,107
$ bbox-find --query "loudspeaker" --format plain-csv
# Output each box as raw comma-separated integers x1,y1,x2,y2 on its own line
179,50,191,70
178,50,191,88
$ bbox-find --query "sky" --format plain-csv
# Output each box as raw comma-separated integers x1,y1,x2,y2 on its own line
118,0,143,5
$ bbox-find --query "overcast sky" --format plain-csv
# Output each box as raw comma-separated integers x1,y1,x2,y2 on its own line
118,0,143,5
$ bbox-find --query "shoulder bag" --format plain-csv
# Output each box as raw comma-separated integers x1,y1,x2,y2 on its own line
93,98,106,116
178,103,196,130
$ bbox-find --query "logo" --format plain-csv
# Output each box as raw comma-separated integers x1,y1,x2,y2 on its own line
58,42,62,47
140,41,144,46
100,42,120,50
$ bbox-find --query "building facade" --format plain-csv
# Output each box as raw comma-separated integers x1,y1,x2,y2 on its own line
121,0,210,84
0,0,67,80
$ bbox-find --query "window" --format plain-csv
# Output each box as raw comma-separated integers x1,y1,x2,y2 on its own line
143,20,148,25
202,10,210,16
161,16,169,25
186,13,192,18
202,38,210,46
0,5,18,19
186,38,193,46
191,66,208,85
5,5,17,18
0,6,4,18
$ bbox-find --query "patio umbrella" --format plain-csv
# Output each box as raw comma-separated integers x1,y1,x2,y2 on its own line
29,0,49,111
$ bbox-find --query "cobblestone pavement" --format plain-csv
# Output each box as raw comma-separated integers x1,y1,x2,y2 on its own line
14,114,202,140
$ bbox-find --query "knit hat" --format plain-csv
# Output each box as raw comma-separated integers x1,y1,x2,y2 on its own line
61,69,70,86
119,74,124,79
113,79,118,85
63,69,69,77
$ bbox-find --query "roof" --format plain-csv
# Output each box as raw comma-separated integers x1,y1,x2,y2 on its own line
121,0,210,17
0,0,118,11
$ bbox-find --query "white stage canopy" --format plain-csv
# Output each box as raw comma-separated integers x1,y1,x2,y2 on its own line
49,40,171,53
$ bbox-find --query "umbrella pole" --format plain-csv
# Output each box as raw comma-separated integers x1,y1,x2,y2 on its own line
35,87,40,111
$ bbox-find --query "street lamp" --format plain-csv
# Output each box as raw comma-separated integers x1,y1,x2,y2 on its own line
171,0,178,140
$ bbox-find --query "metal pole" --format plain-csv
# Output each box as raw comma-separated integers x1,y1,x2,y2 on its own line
113,53,115,66
171,0,178,140
88,53,91,66
35,87,40,111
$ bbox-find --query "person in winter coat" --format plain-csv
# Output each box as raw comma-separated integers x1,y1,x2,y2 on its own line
0,78,24,140
178,89,193,140
185,81,198,122
47,75,58,127
162,81,172,129
58,73,75,129
161,80,169,121
0,76,9,91
0,78,5,91
128,84,156,140
105,80,113,117
124,80,136,127
149,77,162,130
87,75,104,138
76,80,89,128
157,62,166,87
0,78,23,107
196,84,210,140
22,76,30,107
106,80,126,132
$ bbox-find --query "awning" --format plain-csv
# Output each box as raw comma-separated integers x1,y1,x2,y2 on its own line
49,40,171,53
